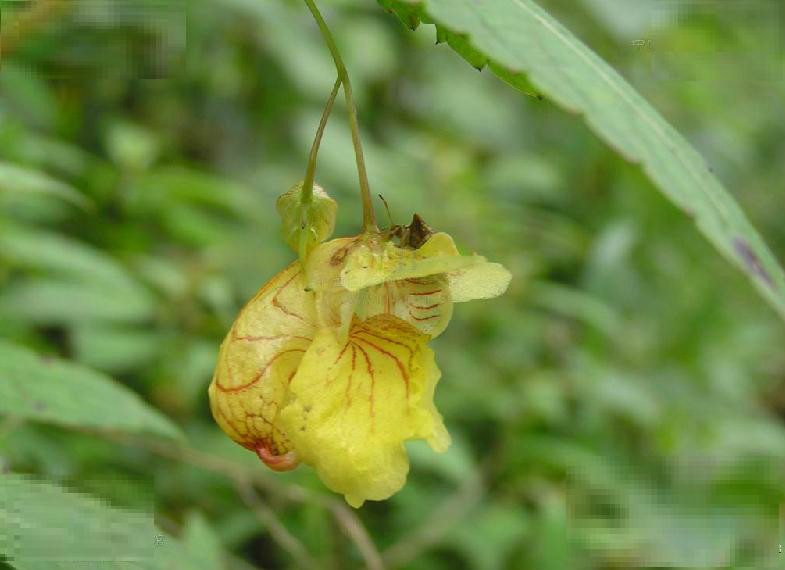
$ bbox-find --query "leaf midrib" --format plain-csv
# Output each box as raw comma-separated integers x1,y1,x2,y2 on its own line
506,0,732,226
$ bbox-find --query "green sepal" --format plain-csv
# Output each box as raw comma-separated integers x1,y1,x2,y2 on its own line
276,181,337,267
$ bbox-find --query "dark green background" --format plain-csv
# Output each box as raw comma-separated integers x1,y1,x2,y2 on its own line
1,0,784,568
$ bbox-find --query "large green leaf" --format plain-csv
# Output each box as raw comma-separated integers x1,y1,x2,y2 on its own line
0,279,156,325
377,0,785,322
0,225,157,325
0,341,181,440
0,473,213,570
0,225,138,287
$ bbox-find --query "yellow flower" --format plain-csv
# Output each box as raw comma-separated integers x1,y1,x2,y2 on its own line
279,313,448,507
208,229,510,506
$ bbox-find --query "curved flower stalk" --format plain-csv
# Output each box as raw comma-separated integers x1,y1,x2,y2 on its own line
209,216,511,507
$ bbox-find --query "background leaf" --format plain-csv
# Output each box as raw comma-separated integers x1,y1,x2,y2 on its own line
0,225,157,325
0,162,90,210
0,341,182,440
0,225,141,288
378,0,785,322
1,0,783,567
182,512,226,570
0,280,156,325
0,473,208,570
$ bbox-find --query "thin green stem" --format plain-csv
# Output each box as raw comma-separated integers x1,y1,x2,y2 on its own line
302,76,341,204
302,0,377,231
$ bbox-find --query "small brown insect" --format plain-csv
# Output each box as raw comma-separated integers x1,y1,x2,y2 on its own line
378,195,433,249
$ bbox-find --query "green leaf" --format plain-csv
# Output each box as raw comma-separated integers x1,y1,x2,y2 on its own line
133,166,257,218
71,324,165,374
0,473,206,570
447,503,528,570
378,0,785,322
528,281,622,337
0,225,141,289
182,512,225,570
0,341,182,440
378,0,425,31
0,279,156,325
0,225,156,325
0,162,91,210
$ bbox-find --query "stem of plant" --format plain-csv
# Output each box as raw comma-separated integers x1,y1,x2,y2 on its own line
302,0,377,232
302,77,342,204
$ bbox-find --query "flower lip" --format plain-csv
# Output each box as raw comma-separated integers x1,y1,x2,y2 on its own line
278,313,449,507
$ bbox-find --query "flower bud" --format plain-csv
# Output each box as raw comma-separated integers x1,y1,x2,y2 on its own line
276,181,337,264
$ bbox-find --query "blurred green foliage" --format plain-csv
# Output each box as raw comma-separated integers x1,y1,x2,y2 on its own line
1,0,784,569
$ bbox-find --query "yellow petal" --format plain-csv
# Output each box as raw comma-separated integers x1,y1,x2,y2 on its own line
307,236,453,337
415,232,460,257
304,236,361,330
340,233,480,292
354,275,453,338
279,314,450,508
417,234,512,301
447,262,512,302
208,263,315,468
340,232,510,333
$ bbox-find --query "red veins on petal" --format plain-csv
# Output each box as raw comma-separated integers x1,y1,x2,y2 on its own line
319,315,424,429
214,348,306,393
208,263,315,461
363,275,449,337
